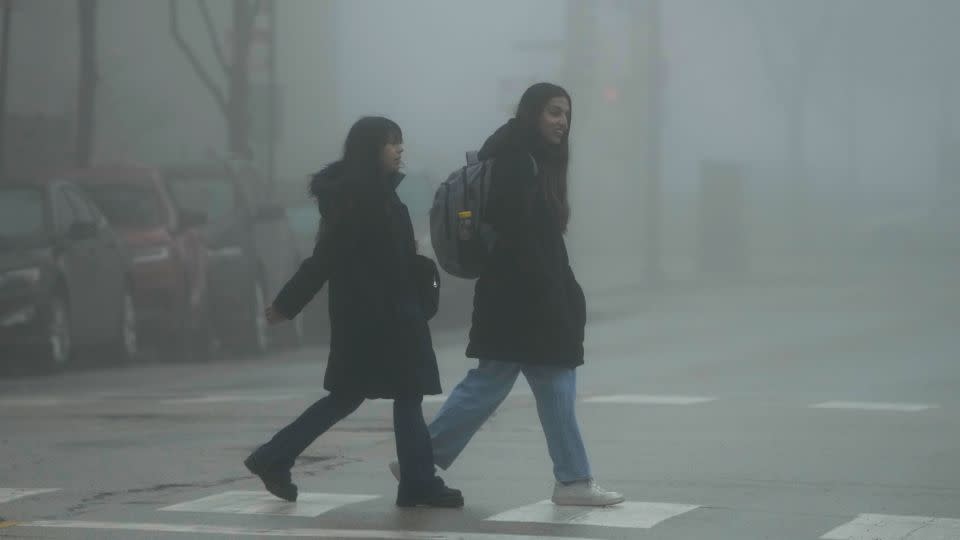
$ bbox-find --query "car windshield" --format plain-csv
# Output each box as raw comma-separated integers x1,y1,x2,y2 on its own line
83,184,165,229
0,187,47,247
166,177,236,222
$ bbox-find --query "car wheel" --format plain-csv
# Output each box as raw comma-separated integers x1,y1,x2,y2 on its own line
251,280,270,354
292,314,304,346
232,280,270,356
113,291,139,363
188,305,216,362
42,297,71,371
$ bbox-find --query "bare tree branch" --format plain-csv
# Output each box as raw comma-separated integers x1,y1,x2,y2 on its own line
250,0,263,20
197,0,229,76
169,0,227,116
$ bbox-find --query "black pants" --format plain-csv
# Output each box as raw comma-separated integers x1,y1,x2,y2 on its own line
251,393,438,494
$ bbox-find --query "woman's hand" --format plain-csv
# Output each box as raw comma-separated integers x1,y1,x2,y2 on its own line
265,305,288,325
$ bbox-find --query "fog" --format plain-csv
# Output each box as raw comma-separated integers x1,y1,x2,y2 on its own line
2,5,960,532
3,0,958,292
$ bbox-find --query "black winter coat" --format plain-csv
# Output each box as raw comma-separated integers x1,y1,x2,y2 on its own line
466,121,587,368
272,166,442,399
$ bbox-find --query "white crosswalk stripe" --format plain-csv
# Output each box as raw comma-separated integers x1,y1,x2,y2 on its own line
0,397,79,407
583,394,716,405
809,401,938,412
0,488,60,504
159,394,302,405
17,520,599,539
160,491,380,517
7,486,960,540
486,500,700,529
821,513,960,539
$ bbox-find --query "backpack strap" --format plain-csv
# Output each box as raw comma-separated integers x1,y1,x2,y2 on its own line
467,150,538,177
527,153,539,177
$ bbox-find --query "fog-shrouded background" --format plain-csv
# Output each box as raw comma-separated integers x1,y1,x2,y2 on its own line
3,0,958,288
3,4,960,538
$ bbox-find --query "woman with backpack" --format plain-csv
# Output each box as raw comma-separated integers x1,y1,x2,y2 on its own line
392,83,624,506
244,116,463,509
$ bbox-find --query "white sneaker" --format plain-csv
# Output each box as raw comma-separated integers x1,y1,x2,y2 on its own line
551,480,625,506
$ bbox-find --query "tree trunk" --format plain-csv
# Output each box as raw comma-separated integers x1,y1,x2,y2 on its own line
228,0,252,159
76,0,98,167
0,0,15,177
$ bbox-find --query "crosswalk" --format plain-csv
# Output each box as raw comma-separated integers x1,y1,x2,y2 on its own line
0,488,60,504
160,491,380,517
808,401,939,412
486,500,700,529
2,487,957,539
820,514,960,540
582,394,716,405
0,392,947,411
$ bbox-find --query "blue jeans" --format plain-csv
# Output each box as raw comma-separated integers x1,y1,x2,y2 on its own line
428,359,592,483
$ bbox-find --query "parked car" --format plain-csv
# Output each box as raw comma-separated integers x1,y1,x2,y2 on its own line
163,160,302,354
0,179,137,372
63,164,212,360
282,196,328,345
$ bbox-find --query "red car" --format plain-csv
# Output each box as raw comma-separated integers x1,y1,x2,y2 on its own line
62,164,212,360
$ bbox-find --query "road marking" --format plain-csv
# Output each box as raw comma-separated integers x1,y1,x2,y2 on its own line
821,513,960,539
810,401,938,412
160,491,379,517
487,500,700,529
370,391,532,406
0,398,72,407
16,520,600,539
160,395,302,405
0,488,60,504
582,394,716,405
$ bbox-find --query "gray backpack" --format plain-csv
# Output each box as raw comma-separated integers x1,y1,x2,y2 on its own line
429,151,536,279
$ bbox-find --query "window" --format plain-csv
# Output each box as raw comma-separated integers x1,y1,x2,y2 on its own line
0,187,47,240
64,187,95,225
166,177,237,222
81,184,165,229
53,189,77,233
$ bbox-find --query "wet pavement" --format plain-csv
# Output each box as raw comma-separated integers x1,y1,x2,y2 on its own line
1,260,958,539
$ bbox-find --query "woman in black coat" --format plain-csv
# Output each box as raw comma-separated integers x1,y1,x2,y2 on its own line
244,116,462,508
389,84,623,507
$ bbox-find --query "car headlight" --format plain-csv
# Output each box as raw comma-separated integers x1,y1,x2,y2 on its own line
133,245,171,264
0,267,42,286
0,304,37,327
207,246,244,259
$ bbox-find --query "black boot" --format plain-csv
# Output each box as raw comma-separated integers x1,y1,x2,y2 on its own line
396,476,464,508
244,453,298,502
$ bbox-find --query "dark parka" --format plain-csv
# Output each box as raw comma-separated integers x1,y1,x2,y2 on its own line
272,164,441,399
466,120,587,368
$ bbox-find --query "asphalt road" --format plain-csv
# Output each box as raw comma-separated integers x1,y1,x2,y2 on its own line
1,260,958,540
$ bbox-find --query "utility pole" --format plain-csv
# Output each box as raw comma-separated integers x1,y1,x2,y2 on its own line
76,0,98,167
562,0,597,252
564,0,664,285
0,0,13,177
637,0,664,285
265,0,277,190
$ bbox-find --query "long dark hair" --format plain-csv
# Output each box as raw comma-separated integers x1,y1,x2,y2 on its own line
311,116,402,226
515,83,572,232
339,116,403,187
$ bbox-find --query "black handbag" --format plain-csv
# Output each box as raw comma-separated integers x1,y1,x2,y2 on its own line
413,254,441,320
